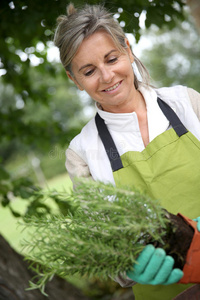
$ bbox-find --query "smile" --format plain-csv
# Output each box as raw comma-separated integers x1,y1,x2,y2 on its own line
103,81,122,92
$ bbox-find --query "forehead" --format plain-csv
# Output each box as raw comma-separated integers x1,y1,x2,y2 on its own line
72,31,119,66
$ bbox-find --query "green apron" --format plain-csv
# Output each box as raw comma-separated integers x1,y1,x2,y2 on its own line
95,98,200,300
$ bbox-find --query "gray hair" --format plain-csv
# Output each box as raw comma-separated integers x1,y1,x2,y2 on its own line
54,3,150,89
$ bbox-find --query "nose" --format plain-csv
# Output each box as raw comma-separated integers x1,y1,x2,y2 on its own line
99,66,113,84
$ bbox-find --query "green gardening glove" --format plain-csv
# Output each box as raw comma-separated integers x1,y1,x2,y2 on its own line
193,216,200,232
126,245,183,285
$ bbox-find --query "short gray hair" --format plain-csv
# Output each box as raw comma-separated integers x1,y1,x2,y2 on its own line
54,3,150,89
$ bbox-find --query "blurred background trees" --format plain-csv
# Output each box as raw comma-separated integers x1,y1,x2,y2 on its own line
139,11,200,90
0,0,199,298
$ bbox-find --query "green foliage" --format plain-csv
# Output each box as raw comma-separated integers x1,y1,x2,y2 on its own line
0,69,85,158
140,12,200,91
0,163,40,217
0,161,73,219
22,180,168,294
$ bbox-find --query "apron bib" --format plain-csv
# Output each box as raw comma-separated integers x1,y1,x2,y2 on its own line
95,98,200,300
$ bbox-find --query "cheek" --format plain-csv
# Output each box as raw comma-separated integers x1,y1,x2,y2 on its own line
125,64,134,82
125,61,133,74
118,59,133,76
74,75,92,92
84,78,99,94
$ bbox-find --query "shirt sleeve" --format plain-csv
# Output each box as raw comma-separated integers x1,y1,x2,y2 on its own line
187,88,200,121
113,273,137,287
65,148,92,188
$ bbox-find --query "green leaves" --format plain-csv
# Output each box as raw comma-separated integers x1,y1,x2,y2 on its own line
22,180,169,294
0,167,39,217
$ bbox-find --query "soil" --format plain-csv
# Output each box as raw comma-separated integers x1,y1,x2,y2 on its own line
151,211,194,269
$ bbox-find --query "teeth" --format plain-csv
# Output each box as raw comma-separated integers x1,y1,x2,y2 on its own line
104,82,120,92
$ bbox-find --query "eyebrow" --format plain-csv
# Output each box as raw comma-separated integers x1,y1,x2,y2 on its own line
78,49,118,72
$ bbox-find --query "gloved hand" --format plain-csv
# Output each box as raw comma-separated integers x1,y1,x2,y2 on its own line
126,245,183,285
193,216,200,232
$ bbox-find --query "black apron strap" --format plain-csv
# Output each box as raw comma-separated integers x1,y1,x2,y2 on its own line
95,113,123,172
95,98,188,172
157,97,188,137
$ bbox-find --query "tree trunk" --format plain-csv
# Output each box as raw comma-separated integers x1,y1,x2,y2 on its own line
0,234,135,300
187,0,200,29
0,234,91,300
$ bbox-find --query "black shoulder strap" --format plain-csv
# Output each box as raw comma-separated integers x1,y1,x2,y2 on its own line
95,113,123,172
157,97,188,137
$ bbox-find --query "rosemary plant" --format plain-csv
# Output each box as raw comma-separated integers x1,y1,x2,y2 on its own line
22,179,169,294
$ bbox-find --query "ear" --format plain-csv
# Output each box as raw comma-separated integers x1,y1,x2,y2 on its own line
66,71,84,91
125,39,134,63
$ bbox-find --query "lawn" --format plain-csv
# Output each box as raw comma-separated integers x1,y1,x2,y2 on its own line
0,173,72,253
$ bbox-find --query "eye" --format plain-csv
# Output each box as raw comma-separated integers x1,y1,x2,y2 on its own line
84,69,95,77
108,57,118,63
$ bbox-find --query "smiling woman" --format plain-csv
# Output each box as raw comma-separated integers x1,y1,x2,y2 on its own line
67,31,140,114
53,3,200,300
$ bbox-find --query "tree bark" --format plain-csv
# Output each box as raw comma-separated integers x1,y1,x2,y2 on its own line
0,234,91,300
187,0,200,29
0,234,135,300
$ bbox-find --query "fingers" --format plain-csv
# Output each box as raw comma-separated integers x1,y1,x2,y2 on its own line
150,255,174,284
141,248,166,282
126,245,183,285
163,268,184,285
131,244,155,275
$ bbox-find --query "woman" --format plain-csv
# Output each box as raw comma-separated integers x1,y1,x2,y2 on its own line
54,3,200,300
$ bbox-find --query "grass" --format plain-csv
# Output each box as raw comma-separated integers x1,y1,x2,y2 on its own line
0,173,73,253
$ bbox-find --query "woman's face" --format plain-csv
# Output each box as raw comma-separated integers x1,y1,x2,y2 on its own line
67,31,137,113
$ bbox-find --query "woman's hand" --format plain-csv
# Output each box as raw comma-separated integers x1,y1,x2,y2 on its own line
193,217,200,232
126,245,183,285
